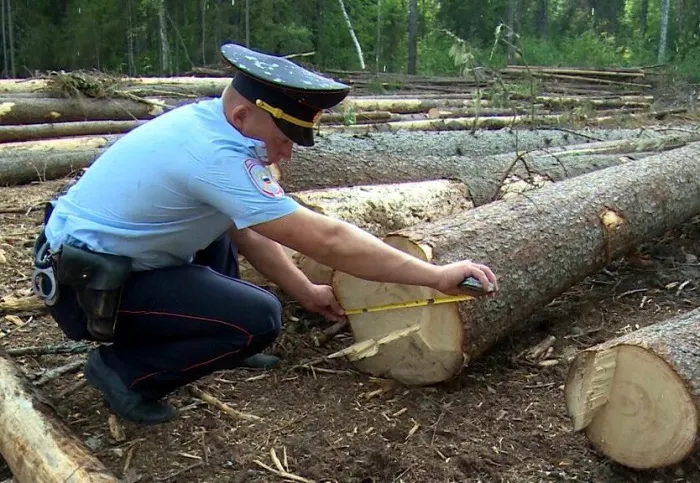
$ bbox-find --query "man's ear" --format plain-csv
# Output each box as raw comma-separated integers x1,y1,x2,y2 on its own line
228,104,250,132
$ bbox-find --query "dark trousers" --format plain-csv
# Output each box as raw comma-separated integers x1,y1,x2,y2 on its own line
48,234,283,401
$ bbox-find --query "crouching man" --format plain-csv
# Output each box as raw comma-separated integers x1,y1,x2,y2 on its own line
31,42,498,425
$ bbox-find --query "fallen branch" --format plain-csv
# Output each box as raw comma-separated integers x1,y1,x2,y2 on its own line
33,359,85,387
187,386,262,422
8,343,91,357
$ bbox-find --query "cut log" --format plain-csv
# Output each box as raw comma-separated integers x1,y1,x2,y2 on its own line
329,142,700,385
0,76,230,98
0,136,117,186
0,120,143,142
321,111,397,124
565,307,700,469
426,106,547,119
0,351,118,482
290,180,473,284
342,98,493,114
319,114,567,134
1,129,693,187
532,95,653,109
503,66,647,78
0,96,184,125
279,133,696,204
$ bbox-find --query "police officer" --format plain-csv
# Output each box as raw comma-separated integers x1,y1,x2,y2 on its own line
32,43,498,425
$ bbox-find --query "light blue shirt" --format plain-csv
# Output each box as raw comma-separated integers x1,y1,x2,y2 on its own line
45,96,300,271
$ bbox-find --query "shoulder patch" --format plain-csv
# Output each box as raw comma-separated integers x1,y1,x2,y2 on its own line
244,158,285,198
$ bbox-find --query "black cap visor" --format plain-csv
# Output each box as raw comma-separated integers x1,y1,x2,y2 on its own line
272,116,314,147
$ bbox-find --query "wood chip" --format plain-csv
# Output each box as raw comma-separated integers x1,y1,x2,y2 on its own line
108,414,126,442
406,420,420,440
3,315,24,327
392,407,408,418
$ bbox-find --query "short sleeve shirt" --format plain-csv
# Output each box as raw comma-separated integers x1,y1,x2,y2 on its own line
45,96,299,271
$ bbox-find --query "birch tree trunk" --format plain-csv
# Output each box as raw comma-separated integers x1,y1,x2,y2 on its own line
338,0,366,70
0,0,6,78
6,0,13,78
158,0,170,75
407,0,417,75
658,0,670,63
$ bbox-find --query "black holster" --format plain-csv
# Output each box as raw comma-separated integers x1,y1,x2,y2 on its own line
55,244,132,342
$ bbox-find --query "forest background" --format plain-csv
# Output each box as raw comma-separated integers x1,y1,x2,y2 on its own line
0,0,693,86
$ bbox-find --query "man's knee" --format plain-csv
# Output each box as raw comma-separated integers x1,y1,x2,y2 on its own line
248,286,283,337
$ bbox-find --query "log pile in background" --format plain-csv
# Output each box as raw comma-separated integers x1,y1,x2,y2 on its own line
0,64,683,148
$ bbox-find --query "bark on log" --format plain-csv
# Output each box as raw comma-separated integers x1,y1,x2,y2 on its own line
426,107,547,119
342,98,493,114
328,142,700,385
0,120,143,142
0,136,116,186
318,114,566,135
279,133,695,204
321,111,396,124
0,351,118,482
290,180,473,284
0,97,183,125
532,95,653,109
1,130,692,187
0,76,231,98
565,307,700,470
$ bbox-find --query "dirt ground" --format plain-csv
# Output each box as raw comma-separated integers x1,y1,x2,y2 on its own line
1,146,699,483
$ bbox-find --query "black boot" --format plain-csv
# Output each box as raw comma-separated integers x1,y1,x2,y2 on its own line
239,353,280,370
84,349,177,425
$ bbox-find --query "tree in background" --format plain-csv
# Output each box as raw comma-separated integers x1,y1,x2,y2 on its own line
0,0,697,81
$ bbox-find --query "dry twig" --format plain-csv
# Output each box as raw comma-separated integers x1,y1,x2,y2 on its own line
187,385,262,422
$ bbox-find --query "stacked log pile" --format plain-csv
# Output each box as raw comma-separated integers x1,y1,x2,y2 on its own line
0,65,699,480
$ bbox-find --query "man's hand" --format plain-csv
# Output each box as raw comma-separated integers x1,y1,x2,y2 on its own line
295,284,346,322
432,260,499,297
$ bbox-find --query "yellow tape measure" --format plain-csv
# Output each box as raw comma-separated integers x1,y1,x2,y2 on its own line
344,294,475,316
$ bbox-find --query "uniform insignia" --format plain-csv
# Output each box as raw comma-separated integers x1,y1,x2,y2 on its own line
245,159,284,198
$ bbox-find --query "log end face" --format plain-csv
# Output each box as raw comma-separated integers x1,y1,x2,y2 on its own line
568,345,698,470
351,321,465,386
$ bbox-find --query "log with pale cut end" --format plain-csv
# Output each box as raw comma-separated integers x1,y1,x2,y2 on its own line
0,352,118,482
243,180,474,286
565,307,700,470
329,142,700,385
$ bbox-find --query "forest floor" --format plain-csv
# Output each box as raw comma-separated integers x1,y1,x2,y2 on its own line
1,117,700,482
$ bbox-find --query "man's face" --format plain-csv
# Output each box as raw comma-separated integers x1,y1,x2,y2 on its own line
237,106,294,165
